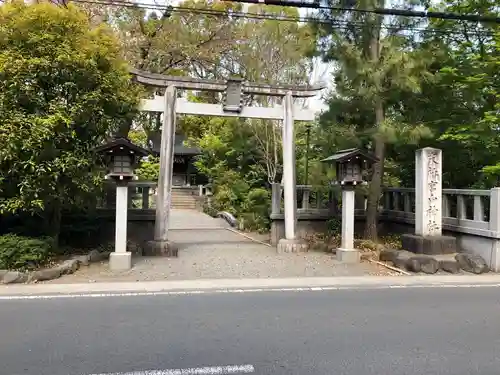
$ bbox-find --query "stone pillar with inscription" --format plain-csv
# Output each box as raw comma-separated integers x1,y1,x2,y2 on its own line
401,147,457,254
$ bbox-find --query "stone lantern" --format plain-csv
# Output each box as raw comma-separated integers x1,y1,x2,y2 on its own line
321,148,378,262
95,137,149,271
96,137,147,182
321,148,377,186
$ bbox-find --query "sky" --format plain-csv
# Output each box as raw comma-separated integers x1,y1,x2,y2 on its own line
299,8,332,114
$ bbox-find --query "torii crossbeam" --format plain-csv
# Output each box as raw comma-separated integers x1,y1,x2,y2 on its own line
132,68,325,257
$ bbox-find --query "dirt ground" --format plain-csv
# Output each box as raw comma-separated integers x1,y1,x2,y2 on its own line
44,229,399,284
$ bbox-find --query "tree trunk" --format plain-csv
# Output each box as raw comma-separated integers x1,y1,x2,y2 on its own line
117,119,133,138
45,200,62,250
364,0,385,241
364,104,385,241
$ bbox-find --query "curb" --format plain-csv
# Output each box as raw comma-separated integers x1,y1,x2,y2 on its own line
1,275,500,297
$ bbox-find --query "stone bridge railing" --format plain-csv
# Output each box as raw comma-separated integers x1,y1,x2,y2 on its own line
270,183,500,270
98,181,499,240
270,183,500,240
382,187,496,238
98,182,498,240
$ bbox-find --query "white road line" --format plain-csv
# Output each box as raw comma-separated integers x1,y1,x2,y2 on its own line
90,364,255,375
1,283,500,300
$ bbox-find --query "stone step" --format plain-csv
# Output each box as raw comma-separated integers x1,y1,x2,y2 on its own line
171,197,197,203
172,193,197,197
172,190,198,196
172,198,196,203
172,203,197,207
171,204,197,209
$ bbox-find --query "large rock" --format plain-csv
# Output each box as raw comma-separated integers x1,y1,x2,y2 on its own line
29,268,62,282
217,211,238,228
379,249,399,263
407,256,439,274
439,260,460,274
88,249,110,263
56,259,80,275
392,250,414,270
0,270,8,278
455,253,489,274
401,234,457,255
72,254,90,267
1,271,28,284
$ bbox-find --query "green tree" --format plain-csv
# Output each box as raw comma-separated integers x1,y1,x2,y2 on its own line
236,5,315,185
107,0,243,138
382,0,499,189
136,155,160,181
0,1,140,243
425,0,499,187
167,4,316,229
314,0,432,240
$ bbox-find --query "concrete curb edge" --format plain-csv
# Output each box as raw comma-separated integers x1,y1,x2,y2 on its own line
1,275,500,296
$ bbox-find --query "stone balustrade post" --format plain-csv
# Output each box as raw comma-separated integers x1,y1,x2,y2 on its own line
488,188,500,271
271,183,282,215
142,186,150,209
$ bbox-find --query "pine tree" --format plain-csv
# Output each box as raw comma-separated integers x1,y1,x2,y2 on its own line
313,0,430,240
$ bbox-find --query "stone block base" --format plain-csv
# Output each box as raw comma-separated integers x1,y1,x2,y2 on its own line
336,248,360,263
145,240,179,257
277,238,309,254
109,252,132,271
402,234,457,255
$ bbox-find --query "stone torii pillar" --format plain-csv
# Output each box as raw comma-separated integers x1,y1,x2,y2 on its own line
131,69,324,255
277,91,308,253
150,86,177,256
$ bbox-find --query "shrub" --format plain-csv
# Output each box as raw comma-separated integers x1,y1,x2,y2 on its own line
327,217,342,236
211,171,251,215
239,212,270,233
240,188,271,232
0,234,53,270
205,170,272,232
202,201,218,217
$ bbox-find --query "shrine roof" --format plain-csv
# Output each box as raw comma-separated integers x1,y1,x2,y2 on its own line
321,148,378,163
95,137,149,156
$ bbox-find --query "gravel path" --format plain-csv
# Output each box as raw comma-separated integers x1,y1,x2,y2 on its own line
45,228,397,283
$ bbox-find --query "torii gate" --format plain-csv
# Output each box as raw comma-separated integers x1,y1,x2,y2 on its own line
131,69,324,256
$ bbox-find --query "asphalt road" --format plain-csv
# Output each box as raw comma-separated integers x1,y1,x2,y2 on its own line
2,287,500,375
